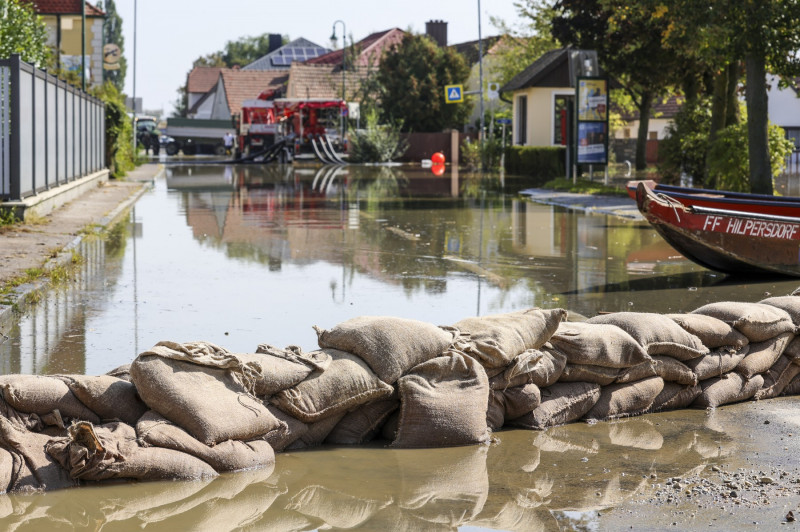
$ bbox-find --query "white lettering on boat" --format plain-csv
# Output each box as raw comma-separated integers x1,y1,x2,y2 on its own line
701,214,800,239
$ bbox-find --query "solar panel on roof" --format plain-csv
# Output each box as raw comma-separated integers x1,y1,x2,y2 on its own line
271,57,292,66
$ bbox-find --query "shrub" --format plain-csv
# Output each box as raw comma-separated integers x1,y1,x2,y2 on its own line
658,98,712,186
347,109,408,163
504,146,566,185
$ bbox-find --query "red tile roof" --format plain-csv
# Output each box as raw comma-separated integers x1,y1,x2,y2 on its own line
219,69,289,116
187,67,223,94
23,0,105,16
307,28,406,68
285,64,369,100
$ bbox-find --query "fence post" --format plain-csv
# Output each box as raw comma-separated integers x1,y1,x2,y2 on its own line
9,55,21,200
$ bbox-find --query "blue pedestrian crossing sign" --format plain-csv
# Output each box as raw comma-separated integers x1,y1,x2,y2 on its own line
445,84,463,103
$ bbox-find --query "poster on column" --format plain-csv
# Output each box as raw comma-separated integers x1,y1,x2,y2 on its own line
578,78,608,121
577,122,607,164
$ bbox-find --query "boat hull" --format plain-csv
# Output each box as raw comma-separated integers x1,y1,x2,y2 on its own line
635,183,800,277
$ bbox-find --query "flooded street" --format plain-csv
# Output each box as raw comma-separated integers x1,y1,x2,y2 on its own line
2,163,800,530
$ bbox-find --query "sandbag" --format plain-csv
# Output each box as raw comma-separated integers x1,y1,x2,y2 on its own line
104,363,132,381
271,349,394,423
502,383,541,420
264,405,308,452
61,375,147,425
393,353,490,448
666,313,748,349
735,331,794,379
583,376,665,421
131,341,285,445
586,313,708,361
0,375,100,423
685,346,748,381
693,373,764,408
510,382,601,430
46,421,217,481
136,411,275,473
0,416,76,492
691,302,795,342
250,344,331,397
314,316,456,384
784,336,800,362
617,356,697,386
488,348,565,390
285,412,346,450
486,392,505,431
547,321,652,367
452,308,567,369
781,373,800,397
648,382,702,413
558,363,620,385
760,295,800,327
754,356,800,400
325,396,400,445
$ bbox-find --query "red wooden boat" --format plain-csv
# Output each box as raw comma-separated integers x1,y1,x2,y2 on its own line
635,182,800,277
627,180,800,218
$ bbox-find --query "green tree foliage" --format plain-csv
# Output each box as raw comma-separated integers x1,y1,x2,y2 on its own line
377,34,471,132
93,82,135,178
98,0,126,92
0,0,50,67
193,33,288,68
658,97,712,185
489,1,560,86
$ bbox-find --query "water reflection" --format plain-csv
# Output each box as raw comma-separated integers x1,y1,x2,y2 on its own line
0,412,735,531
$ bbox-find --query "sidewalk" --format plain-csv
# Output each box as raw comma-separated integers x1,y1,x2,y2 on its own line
520,188,643,220
0,163,163,322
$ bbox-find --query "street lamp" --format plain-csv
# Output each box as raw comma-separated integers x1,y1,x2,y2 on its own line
331,20,346,142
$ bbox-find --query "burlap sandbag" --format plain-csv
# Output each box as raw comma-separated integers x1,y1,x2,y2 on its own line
136,410,275,473
271,349,394,423
693,373,764,408
547,321,652,367
617,356,697,386
130,341,284,445
583,376,665,421
325,396,400,445
755,356,800,400
781,373,800,397
264,405,308,452
488,348,565,390
502,383,541,420
393,352,490,448
486,392,505,431
510,382,601,430
648,382,702,413
735,331,794,379
760,295,800,327
314,316,456,384
0,375,100,423
0,416,76,492
46,421,217,481
558,363,620,385
685,345,749,381
61,375,147,426
586,313,708,361
285,412,346,450
783,336,800,362
452,308,567,369
691,302,795,342
250,344,331,397
666,313,748,348
104,363,132,381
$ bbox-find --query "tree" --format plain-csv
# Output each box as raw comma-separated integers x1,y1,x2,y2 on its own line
551,0,685,172
377,34,471,132
98,0,126,92
0,0,50,67
193,33,288,68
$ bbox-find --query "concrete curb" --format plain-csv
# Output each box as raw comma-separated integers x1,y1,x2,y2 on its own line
520,188,643,220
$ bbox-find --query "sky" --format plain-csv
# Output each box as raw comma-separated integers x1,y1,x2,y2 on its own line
118,0,523,116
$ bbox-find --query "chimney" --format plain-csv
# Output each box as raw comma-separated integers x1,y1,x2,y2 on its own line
426,20,448,48
268,34,283,53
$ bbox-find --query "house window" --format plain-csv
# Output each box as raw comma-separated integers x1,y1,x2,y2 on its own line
624,128,631,139
649,131,658,140
517,95,527,145
554,95,570,146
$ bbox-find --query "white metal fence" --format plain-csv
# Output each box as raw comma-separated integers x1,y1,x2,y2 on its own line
0,54,105,201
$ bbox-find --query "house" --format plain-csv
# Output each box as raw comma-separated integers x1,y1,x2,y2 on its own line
243,37,329,70
23,0,105,87
768,75,800,150
501,47,679,164
305,28,405,69
186,67,223,112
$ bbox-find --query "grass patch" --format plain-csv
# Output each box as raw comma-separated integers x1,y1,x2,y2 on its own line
0,250,84,309
541,178,629,197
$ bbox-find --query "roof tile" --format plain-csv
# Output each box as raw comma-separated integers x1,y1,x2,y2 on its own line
24,0,104,16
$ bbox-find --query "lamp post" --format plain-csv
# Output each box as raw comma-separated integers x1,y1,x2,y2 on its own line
331,20,346,143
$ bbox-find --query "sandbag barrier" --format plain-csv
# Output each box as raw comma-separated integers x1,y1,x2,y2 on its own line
0,295,800,492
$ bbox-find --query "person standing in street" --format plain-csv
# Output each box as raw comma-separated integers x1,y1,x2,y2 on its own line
223,132,235,156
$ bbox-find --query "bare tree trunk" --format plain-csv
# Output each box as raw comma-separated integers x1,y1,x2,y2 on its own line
635,90,653,172
745,53,772,195
725,62,741,126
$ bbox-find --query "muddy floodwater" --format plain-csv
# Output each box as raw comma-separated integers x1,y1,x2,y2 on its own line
2,163,800,530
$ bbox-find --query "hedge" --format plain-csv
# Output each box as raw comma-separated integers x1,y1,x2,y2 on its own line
504,146,566,185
